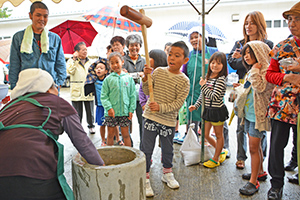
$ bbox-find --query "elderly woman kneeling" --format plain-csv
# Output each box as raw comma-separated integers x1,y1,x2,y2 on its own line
0,68,104,200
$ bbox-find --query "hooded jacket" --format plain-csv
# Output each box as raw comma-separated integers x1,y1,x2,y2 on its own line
243,41,275,131
101,71,136,117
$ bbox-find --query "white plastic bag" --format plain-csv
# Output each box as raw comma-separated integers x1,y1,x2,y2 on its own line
180,124,214,166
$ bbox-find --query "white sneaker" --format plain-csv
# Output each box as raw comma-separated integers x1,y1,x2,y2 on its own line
89,127,95,134
146,179,154,197
161,172,180,189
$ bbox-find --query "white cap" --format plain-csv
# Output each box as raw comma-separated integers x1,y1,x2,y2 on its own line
188,26,208,40
11,68,54,100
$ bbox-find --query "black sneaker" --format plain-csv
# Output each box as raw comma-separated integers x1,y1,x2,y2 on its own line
239,181,259,196
287,173,298,184
267,187,283,200
242,171,268,181
284,160,297,171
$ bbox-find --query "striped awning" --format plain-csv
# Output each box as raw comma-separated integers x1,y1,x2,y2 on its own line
0,0,82,8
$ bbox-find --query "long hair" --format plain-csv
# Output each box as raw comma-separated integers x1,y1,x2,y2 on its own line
206,52,228,79
241,44,257,71
243,11,267,43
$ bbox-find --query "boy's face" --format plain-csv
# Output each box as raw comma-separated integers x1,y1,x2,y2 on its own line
167,46,189,73
95,63,107,78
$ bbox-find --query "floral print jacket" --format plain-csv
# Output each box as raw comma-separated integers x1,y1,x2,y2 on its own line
267,36,300,125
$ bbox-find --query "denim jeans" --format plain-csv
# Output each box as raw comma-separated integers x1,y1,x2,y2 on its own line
236,117,267,161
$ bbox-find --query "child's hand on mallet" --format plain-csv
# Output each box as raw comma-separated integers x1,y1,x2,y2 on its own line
142,64,153,82
149,101,159,111
189,105,196,112
108,108,115,118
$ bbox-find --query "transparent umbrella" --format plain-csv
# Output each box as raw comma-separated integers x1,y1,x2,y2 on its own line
166,21,227,41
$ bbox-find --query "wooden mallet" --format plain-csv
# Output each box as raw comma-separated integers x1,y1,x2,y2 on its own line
120,6,154,103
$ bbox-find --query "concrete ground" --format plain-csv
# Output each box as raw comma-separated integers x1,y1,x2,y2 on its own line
59,87,300,200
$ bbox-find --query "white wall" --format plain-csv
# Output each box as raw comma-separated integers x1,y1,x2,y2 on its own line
142,0,296,53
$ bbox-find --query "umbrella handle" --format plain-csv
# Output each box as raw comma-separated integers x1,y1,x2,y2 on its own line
140,9,154,103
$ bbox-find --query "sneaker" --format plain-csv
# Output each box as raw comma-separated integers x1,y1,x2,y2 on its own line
267,187,283,200
117,140,124,146
239,181,260,196
242,171,268,181
219,149,228,163
173,131,181,143
203,159,220,168
176,134,186,145
226,149,231,158
89,127,95,134
161,172,180,189
146,179,154,197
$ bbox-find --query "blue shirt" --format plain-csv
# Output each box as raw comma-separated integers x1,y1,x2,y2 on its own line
9,30,67,89
95,79,103,106
245,87,255,122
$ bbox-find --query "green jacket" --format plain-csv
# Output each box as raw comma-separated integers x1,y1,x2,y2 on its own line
101,71,136,116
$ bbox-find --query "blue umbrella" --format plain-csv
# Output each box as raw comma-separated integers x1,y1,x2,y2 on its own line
167,21,226,41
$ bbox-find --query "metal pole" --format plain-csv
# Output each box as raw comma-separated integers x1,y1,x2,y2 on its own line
187,0,221,163
200,0,206,163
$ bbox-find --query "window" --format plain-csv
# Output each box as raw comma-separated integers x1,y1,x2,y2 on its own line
283,20,288,27
266,20,272,28
274,20,281,28
0,36,11,40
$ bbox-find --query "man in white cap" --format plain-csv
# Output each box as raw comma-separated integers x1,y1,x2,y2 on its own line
0,68,104,200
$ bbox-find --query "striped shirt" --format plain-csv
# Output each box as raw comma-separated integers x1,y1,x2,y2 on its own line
194,75,226,109
142,67,190,127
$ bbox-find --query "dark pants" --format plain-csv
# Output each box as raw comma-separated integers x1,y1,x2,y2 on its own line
268,119,297,188
135,102,144,149
290,128,298,163
0,176,66,200
72,100,94,128
142,119,175,172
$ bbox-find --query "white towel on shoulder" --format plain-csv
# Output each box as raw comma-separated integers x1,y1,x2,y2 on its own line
20,25,49,54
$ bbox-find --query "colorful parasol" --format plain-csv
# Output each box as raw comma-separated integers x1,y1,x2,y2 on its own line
83,6,141,34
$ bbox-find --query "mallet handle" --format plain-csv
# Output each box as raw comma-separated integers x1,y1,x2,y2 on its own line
140,9,154,103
